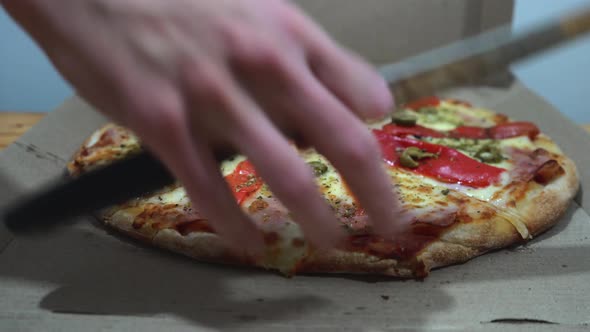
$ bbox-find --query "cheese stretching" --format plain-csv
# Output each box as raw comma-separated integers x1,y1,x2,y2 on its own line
68,96,579,278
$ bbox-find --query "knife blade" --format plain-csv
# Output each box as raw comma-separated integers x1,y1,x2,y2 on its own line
382,8,590,104
4,9,590,233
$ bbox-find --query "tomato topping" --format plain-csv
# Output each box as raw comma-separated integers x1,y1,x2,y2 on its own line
382,123,445,138
374,131,504,187
447,98,472,107
449,126,488,139
404,96,440,110
489,122,540,140
225,160,262,205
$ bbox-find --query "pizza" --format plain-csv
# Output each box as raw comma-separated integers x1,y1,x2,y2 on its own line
68,96,579,278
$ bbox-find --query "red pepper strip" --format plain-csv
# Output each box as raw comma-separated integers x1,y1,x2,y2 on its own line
489,122,540,140
383,122,540,140
374,130,504,188
449,126,489,139
450,122,540,139
404,96,441,110
382,124,445,138
225,160,262,205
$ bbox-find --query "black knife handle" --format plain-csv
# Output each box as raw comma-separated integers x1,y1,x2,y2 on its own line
3,151,175,233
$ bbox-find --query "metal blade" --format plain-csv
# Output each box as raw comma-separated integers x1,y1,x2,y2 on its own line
4,9,590,233
381,8,590,105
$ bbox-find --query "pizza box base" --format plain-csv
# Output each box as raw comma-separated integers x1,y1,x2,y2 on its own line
1,82,589,331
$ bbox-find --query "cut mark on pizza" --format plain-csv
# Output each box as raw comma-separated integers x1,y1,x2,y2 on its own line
14,141,66,165
235,314,259,322
486,318,559,325
51,308,156,317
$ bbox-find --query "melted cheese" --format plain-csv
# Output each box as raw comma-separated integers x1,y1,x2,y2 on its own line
144,185,190,206
300,151,356,207
94,99,545,273
210,103,536,222
260,220,308,275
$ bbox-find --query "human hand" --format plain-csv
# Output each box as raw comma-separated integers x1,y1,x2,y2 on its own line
5,0,399,255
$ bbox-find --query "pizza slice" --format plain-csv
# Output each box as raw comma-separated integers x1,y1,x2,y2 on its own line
68,97,579,278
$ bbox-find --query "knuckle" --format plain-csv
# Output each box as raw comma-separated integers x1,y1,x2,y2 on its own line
184,64,225,100
233,38,284,70
196,77,226,104
216,21,285,70
276,4,305,38
216,19,244,47
123,87,184,133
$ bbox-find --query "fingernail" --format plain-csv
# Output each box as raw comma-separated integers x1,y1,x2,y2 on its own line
365,78,394,119
376,79,395,112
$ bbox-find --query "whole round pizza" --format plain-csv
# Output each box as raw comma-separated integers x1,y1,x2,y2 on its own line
68,97,579,278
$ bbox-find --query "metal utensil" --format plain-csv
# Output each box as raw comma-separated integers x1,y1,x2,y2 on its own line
4,9,590,233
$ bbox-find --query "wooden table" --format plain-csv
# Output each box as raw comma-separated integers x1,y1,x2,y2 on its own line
0,112,45,150
1,112,590,151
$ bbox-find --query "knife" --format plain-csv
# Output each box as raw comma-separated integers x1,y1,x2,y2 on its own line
4,9,590,233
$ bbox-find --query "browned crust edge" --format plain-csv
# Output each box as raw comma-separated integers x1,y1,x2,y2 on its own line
516,156,579,236
69,124,580,279
300,197,524,277
67,123,120,176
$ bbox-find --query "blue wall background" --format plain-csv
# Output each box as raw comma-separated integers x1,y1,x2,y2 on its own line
1,1,589,121
512,0,590,123
0,8,72,112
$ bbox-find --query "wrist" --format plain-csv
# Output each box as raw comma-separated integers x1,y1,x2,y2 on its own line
2,0,44,23
2,0,63,52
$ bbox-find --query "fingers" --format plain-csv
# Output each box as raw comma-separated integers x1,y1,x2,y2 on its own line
277,67,403,237
222,22,402,237
282,4,394,119
181,59,345,249
124,75,264,257
233,113,346,249
175,136,266,257
230,101,345,249
310,49,394,119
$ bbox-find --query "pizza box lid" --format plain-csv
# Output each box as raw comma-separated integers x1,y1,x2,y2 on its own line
1,1,589,331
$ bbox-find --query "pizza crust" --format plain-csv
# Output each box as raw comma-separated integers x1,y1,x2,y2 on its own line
99,203,520,278
101,207,252,266
512,156,579,236
95,183,556,278
299,192,526,277
68,106,580,278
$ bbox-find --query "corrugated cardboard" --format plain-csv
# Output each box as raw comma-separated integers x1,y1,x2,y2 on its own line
1,83,589,332
1,1,589,331
295,0,514,64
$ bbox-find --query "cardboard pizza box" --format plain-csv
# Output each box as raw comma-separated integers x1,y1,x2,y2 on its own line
1,1,589,331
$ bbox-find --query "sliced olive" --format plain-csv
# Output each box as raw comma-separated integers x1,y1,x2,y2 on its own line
404,146,422,156
475,145,503,163
392,110,418,127
400,147,438,169
308,161,328,176
400,152,419,168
